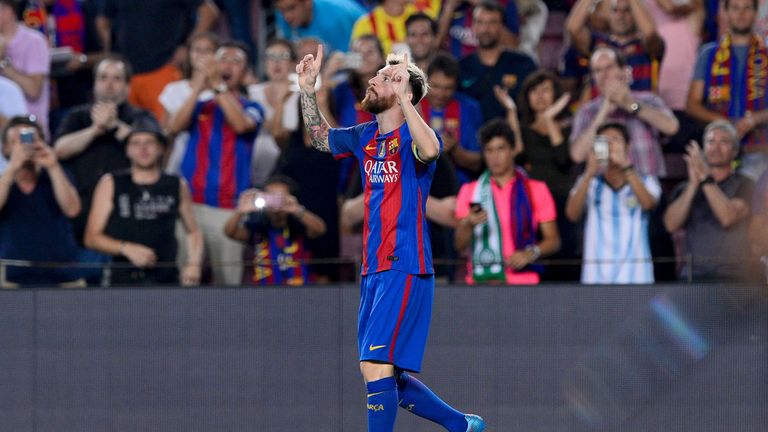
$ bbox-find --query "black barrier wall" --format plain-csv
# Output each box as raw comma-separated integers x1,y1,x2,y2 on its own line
1,284,766,432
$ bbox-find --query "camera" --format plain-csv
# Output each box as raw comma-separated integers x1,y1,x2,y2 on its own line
253,192,285,211
19,128,35,147
593,135,609,166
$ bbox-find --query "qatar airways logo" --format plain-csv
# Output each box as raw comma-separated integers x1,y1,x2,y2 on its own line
364,159,400,184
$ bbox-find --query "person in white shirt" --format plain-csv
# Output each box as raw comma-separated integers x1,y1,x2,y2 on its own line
566,121,661,284
158,32,219,174
247,38,300,186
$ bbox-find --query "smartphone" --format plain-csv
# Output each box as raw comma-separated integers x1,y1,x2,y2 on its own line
253,192,285,210
19,128,35,147
593,135,609,166
470,202,483,213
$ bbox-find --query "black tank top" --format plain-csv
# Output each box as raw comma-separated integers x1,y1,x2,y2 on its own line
106,170,180,285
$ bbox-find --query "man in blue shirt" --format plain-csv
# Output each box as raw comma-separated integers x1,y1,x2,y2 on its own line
275,0,365,54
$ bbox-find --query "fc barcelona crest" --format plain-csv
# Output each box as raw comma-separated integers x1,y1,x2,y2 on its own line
388,138,399,155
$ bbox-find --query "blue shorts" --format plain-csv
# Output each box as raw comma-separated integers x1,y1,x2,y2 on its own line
358,270,434,373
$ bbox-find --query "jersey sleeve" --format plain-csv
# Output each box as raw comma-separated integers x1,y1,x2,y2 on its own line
328,125,358,160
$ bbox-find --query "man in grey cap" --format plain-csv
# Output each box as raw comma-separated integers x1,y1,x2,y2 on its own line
84,118,203,286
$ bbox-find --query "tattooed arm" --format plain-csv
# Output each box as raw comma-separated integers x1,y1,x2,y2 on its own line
297,45,332,153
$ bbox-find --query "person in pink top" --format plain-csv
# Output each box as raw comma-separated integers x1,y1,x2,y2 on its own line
0,0,50,134
454,118,560,285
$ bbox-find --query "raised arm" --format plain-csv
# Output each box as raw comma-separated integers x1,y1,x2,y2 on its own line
565,0,595,55
628,0,665,59
392,55,440,162
297,45,332,153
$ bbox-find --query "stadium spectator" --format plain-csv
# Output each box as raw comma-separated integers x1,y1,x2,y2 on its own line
274,114,341,282
96,0,219,121
663,120,755,281
0,116,82,286
455,118,560,285
566,122,660,284
419,53,483,185
54,55,157,247
351,0,441,55
0,0,51,134
275,0,365,54
405,12,438,73
436,0,520,58
570,47,679,177
566,0,665,95
160,32,220,175
686,0,768,180
224,176,327,285
247,38,299,185
84,119,203,286
510,70,578,280
168,40,264,285
458,0,537,122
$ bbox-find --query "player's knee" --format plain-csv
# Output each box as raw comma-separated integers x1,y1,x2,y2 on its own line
360,361,395,383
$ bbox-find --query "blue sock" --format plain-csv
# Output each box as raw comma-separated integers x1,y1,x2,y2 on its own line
366,376,399,432
396,372,467,432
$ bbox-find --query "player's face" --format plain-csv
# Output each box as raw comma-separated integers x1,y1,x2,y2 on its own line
94,61,129,104
362,66,399,114
703,128,738,167
473,8,503,49
482,136,516,176
528,79,555,114
126,132,163,170
406,19,435,61
427,71,456,109
726,0,757,35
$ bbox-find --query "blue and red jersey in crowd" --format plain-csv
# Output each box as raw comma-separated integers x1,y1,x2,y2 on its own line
180,98,263,209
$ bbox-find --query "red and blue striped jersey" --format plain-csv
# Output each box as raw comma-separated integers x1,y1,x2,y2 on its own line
330,121,440,276
180,98,263,209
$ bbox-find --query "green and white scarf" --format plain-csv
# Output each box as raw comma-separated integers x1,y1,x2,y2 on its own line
471,171,505,282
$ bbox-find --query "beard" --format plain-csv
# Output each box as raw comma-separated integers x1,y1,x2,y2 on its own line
361,90,397,114
477,35,499,50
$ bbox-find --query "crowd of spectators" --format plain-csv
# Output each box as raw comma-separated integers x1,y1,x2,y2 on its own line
2,0,768,286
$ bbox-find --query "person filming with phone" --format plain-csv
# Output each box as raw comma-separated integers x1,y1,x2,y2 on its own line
454,118,560,285
565,122,660,284
223,175,326,286
0,116,83,286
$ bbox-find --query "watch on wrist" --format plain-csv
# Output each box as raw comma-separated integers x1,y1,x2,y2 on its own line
213,82,227,94
702,175,716,185
525,244,542,261
629,102,641,114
